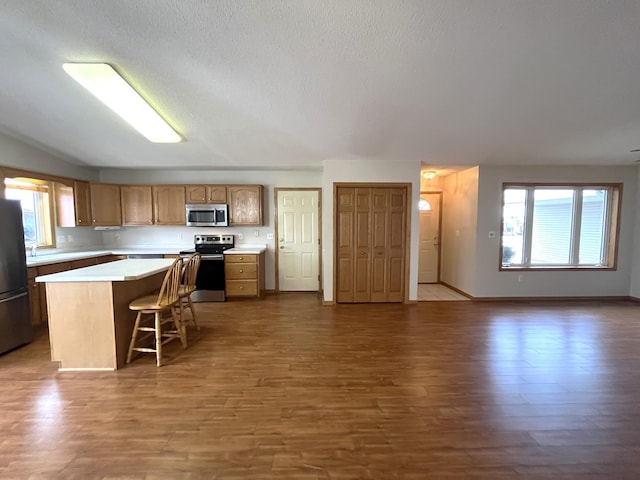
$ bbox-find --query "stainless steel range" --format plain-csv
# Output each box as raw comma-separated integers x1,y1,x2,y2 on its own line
180,234,234,302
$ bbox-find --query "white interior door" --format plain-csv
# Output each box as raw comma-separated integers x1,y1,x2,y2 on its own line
418,193,441,283
277,190,320,291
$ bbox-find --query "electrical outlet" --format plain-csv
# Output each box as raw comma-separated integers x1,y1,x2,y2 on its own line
67,234,74,242
177,233,182,240
254,230,260,237
266,233,273,240
238,233,243,240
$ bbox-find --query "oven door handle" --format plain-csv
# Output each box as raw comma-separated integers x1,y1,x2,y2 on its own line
200,254,224,260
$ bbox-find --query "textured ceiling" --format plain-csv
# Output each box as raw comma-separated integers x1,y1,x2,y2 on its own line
1,0,639,170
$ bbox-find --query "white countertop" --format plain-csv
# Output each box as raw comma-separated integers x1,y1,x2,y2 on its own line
224,245,267,255
36,258,175,283
26,247,189,267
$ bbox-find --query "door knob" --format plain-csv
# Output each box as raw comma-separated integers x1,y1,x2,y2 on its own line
280,246,285,249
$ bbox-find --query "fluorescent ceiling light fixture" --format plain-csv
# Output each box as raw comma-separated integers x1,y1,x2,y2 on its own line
63,63,182,143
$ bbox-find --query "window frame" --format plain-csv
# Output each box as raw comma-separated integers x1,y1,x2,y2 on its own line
499,182,622,271
4,177,57,249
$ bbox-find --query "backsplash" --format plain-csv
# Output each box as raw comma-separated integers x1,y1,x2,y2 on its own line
49,226,105,253
101,225,275,250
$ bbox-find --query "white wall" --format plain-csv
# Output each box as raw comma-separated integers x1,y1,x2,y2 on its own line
439,167,479,295
0,132,105,251
99,168,322,290
630,166,640,299
322,158,421,302
474,165,637,297
0,131,97,181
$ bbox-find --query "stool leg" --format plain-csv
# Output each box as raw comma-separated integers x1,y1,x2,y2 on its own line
173,305,187,348
127,311,143,364
155,311,162,367
187,294,199,330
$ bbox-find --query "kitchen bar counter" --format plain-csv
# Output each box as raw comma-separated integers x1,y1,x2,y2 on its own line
36,258,174,282
37,259,174,371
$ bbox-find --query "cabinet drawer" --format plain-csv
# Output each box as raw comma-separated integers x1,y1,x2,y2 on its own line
226,280,258,296
225,254,257,264
225,263,257,280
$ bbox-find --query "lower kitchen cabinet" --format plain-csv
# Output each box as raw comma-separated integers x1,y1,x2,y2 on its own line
27,267,42,326
224,252,265,298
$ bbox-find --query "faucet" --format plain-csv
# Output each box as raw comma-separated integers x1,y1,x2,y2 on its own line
30,244,37,257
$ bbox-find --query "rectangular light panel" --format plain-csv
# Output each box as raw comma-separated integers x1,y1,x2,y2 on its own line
63,63,182,143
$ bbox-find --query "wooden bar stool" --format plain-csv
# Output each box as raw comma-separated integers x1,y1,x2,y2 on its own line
178,252,201,336
127,258,185,367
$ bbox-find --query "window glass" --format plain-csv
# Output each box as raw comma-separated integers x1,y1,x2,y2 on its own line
502,189,526,265
4,178,54,248
531,189,574,265
579,189,607,265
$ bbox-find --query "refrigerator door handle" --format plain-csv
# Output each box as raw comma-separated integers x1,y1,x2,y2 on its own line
0,292,28,304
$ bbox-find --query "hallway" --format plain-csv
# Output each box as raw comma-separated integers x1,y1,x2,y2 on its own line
418,283,470,301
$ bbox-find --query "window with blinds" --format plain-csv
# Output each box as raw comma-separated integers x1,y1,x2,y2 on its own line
500,184,621,269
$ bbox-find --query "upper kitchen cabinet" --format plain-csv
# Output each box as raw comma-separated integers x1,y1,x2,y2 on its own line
153,185,186,225
90,183,122,226
186,185,227,204
74,181,92,226
228,185,263,225
54,182,76,227
53,180,91,227
121,185,153,225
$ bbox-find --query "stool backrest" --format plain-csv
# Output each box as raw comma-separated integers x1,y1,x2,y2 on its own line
182,252,201,288
156,257,183,306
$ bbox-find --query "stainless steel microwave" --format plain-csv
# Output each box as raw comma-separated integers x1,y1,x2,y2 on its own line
185,204,229,227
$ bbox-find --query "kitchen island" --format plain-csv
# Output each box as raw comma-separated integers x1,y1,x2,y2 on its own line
36,259,174,371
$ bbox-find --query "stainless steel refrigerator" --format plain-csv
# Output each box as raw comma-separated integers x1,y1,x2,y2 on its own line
0,198,33,354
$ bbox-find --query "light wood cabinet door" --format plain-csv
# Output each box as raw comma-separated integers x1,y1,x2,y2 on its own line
228,185,263,225
54,181,91,227
121,185,153,225
186,185,207,204
90,183,122,226
335,186,407,303
207,185,227,203
186,185,227,204
74,181,92,226
153,185,186,225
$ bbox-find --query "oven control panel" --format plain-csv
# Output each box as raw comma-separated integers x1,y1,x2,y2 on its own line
194,234,234,246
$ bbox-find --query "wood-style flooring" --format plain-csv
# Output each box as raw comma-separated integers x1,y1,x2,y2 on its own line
2,293,640,478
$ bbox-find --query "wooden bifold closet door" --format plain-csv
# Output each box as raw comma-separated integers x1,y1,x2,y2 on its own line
336,186,407,303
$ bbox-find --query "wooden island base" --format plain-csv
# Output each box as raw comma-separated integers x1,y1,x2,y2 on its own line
37,259,175,371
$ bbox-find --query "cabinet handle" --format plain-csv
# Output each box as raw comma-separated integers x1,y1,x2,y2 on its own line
239,256,243,261
239,269,243,273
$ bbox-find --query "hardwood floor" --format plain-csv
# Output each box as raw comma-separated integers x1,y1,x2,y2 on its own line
2,294,640,478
